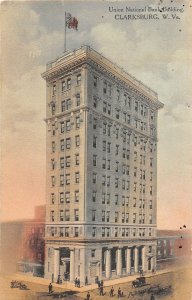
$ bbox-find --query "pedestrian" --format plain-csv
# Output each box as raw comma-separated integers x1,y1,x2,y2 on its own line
48,282,52,294
98,280,100,290
99,285,104,296
77,278,80,288
110,286,114,297
75,277,78,287
150,293,155,300
86,291,91,300
118,287,121,298
100,280,103,287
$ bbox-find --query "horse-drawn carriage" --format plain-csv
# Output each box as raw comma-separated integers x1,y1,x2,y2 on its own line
132,277,146,288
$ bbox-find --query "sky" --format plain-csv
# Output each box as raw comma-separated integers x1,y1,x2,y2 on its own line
1,0,192,229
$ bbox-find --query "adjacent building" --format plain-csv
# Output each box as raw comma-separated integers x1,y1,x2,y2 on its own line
42,45,163,284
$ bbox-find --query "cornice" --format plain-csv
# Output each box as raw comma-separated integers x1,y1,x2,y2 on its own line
41,46,163,110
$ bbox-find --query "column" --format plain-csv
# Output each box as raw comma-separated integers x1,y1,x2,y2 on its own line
70,248,75,282
53,248,60,282
142,246,146,272
126,248,131,274
134,247,139,273
105,249,111,279
116,248,122,276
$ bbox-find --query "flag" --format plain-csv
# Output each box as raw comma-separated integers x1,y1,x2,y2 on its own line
66,13,78,31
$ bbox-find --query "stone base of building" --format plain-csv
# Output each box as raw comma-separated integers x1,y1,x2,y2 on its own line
44,239,157,286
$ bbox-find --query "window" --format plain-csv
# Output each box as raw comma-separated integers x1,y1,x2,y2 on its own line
126,213,129,223
75,154,79,165
67,78,71,89
115,177,119,188
93,118,97,130
50,211,54,222
65,210,70,221
116,109,120,119
92,210,96,222
149,214,152,224
102,158,106,169
116,128,119,139
133,198,136,207
103,140,106,151
115,212,119,223
60,175,64,186
61,100,66,112
60,139,64,151
65,192,70,203
93,155,97,166
74,227,79,237
75,190,79,202
66,156,70,167
52,124,56,136
60,210,64,221
92,173,97,184
93,97,97,108
102,211,105,222
92,191,96,202
76,94,80,106
150,186,153,195
66,120,70,131
107,142,111,153
92,227,96,237
51,159,55,170
102,193,105,204
60,192,64,204
122,179,125,190
107,125,111,136
108,84,112,96
52,84,56,96
149,228,152,236
103,81,107,94
133,213,136,223
149,200,152,209
65,227,69,237
106,228,110,237
115,227,118,237
75,172,80,183
93,76,98,87
76,116,80,129
52,141,56,153
135,100,139,112
93,136,97,148
60,122,65,133
103,123,107,134
116,145,119,155
139,214,142,224
108,104,111,115
103,102,107,113
75,135,80,147
60,157,64,169
117,89,120,101
150,158,153,167
122,212,125,223
66,174,70,185
133,182,137,192
122,228,125,237
61,80,66,92
134,167,137,177
116,161,119,172
51,193,55,204
115,194,118,205
102,175,106,186
66,99,71,110
66,138,71,149
91,249,96,258
107,176,110,187
107,193,110,204
77,74,81,85
60,228,64,237
74,209,79,221
107,160,110,170
51,176,55,187
102,228,105,237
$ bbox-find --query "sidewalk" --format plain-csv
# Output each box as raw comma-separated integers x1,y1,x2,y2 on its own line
12,265,188,293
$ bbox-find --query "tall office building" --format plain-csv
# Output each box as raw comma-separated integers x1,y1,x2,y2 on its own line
42,45,163,284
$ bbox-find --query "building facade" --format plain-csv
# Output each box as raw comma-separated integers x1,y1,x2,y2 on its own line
42,45,163,285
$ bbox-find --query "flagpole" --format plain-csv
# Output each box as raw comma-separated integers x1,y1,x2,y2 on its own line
64,11,66,53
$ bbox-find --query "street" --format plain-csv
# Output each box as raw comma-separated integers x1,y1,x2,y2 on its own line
1,267,192,300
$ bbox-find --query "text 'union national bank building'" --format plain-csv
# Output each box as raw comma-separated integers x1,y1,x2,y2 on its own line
42,45,163,285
